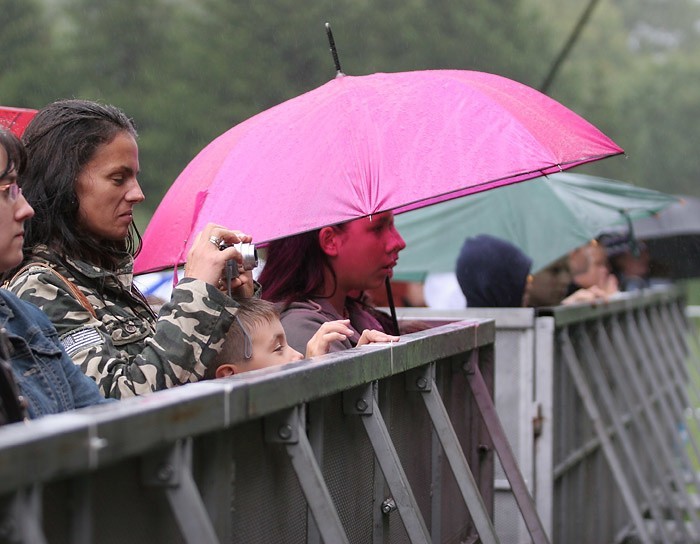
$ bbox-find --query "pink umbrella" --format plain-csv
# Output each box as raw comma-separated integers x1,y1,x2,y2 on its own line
0,106,37,137
135,69,623,274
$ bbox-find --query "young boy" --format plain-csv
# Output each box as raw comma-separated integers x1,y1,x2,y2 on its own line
209,298,399,377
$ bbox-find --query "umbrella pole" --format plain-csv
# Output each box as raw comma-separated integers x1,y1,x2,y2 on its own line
324,22,345,77
384,277,400,335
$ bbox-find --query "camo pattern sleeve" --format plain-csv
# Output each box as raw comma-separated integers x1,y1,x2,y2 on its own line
8,265,240,399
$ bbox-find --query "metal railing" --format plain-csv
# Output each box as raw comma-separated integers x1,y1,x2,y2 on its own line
395,285,700,544
549,288,700,544
0,319,528,544
6,286,688,544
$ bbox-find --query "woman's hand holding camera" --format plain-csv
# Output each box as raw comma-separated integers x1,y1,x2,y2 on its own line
184,223,254,296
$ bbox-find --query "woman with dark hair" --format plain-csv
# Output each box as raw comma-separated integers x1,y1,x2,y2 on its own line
6,99,255,399
259,212,403,354
0,128,108,420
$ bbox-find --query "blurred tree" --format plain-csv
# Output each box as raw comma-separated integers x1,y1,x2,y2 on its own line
539,1,633,178
0,0,68,107
532,0,700,195
3,0,699,228
320,0,559,87
58,0,185,227
614,0,700,56
614,55,700,196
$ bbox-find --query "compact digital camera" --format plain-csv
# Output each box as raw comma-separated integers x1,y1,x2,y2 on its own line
220,242,258,275
218,242,259,296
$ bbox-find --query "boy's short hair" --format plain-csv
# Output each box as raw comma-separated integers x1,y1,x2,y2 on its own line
207,298,281,378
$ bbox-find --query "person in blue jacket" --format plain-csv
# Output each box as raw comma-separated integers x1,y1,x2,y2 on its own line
0,127,108,421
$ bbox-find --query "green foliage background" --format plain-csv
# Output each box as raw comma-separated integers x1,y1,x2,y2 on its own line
2,0,699,236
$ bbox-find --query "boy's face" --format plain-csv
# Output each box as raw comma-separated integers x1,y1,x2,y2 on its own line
248,318,304,371
217,317,304,377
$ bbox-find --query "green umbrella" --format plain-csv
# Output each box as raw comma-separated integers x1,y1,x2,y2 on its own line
393,173,678,280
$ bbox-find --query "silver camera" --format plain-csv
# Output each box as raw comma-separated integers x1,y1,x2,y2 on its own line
219,242,258,296
219,241,258,278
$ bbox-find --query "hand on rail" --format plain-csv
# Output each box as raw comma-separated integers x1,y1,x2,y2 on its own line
356,329,400,347
305,320,400,357
562,285,611,306
306,320,354,357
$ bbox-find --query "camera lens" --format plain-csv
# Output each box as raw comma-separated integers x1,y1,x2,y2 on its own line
235,243,258,270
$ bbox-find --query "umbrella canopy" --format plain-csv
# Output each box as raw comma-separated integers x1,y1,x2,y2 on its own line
392,173,678,279
632,195,700,239
0,106,37,137
135,69,623,274
617,196,700,279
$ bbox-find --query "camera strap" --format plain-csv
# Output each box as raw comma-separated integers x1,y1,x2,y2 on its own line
8,263,97,319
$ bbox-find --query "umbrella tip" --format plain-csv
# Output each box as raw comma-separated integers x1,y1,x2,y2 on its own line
324,22,345,78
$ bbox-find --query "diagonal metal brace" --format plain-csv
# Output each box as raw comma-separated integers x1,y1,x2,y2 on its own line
344,384,432,544
465,351,551,544
558,330,653,544
407,365,500,544
142,439,220,544
265,407,349,544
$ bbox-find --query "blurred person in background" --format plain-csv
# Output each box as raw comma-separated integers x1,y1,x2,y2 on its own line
600,233,657,291
455,234,610,309
530,254,611,307
567,240,619,296
455,234,533,308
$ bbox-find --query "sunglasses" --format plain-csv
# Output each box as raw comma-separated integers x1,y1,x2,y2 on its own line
0,182,22,203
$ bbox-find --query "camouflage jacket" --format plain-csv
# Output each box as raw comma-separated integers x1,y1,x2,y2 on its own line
7,246,242,399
